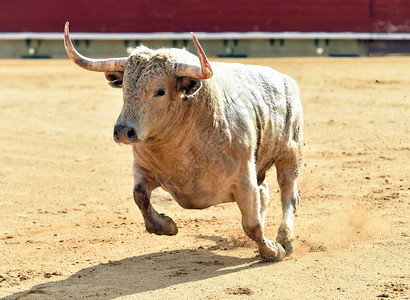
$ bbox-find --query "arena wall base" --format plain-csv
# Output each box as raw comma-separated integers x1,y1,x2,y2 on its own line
0,37,409,59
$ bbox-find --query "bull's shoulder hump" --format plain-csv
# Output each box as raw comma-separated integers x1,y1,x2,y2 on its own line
210,62,290,84
211,61,279,73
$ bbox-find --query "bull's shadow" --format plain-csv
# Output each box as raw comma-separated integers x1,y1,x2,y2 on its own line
4,236,267,300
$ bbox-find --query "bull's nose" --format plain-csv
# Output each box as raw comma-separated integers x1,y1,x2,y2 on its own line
113,124,138,144
127,128,137,140
113,126,120,142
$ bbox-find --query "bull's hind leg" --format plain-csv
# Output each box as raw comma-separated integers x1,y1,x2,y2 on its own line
133,161,178,236
275,147,301,254
259,180,270,232
235,164,286,261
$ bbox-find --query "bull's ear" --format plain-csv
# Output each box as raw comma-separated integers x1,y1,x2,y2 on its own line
177,77,202,96
105,71,123,88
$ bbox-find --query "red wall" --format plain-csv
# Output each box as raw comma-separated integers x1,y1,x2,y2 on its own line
0,0,409,33
371,0,410,32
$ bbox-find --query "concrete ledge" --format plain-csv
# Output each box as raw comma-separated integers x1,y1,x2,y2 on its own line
1,32,410,41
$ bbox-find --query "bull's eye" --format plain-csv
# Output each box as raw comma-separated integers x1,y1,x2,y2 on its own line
155,88,166,97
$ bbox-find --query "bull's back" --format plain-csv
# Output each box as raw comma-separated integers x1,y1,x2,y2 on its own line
211,62,303,179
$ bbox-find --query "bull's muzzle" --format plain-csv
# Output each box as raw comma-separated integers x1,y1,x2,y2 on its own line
113,124,138,144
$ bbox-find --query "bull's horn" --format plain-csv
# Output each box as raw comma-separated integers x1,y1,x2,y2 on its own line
64,22,127,72
173,32,213,80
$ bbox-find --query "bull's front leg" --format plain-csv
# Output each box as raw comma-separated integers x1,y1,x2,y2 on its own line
235,164,286,261
133,161,178,236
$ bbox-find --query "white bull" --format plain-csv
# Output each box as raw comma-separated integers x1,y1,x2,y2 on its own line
64,22,303,261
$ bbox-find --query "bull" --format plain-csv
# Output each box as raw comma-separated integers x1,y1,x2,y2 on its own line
64,22,303,261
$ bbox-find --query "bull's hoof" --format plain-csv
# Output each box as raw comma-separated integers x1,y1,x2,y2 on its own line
277,224,295,255
258,240,286,262
146,214,178,236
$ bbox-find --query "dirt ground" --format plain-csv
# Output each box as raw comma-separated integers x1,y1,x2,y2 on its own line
0,57,409,299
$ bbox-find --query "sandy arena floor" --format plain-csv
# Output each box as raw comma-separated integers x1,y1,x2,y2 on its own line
0,57,409,299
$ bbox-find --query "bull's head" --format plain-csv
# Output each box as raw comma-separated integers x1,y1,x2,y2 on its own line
64,22,213,144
